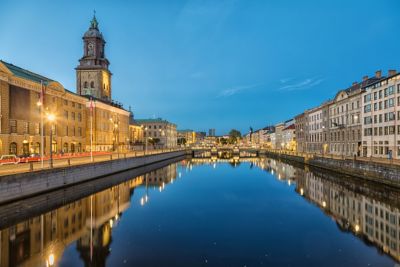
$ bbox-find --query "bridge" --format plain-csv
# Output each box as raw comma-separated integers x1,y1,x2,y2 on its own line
190,146,262,159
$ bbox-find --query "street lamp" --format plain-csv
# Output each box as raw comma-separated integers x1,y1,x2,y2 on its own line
47,113,55,168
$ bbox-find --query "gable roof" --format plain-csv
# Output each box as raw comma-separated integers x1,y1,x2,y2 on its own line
0,60,54,84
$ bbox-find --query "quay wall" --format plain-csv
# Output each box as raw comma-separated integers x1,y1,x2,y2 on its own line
263,150,400,188
0,150,187,205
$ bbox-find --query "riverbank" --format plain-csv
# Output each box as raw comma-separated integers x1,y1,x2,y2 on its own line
263,150,400,188
0,150,187,205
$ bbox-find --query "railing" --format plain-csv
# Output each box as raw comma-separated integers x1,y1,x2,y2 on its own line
0,147,185,177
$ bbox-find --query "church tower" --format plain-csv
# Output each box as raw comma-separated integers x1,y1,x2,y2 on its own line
76,13,112,101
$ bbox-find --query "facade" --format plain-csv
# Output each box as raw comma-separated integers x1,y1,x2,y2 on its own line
274,122,285,149
361,70,400,159
0,61,87,155
282,124,296,151
136,118,177,148
0,15,131,156
177,130,196,145
76,15,112,101
128,114,144,146
329,74,381,157
208,128,216,137
305,105,325,154
77,16,130,152
295,113,307,153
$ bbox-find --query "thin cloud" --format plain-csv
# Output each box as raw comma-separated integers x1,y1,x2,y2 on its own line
217,83,262,98
278,77,324,91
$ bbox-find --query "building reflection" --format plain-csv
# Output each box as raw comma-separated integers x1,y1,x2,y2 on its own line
0,163,178,267
258,158,400,263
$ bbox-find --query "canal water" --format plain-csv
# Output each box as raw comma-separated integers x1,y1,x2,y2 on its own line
0,157,399,267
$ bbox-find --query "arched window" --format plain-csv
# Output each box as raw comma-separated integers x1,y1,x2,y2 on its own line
63,143,68,153
9,142,17,155
84,81,88,88
71,143,75,153
77,143,82,152
90,81,95,88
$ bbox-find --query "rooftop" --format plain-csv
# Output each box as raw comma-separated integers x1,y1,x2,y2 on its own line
1,60,54,84
135,118,176,126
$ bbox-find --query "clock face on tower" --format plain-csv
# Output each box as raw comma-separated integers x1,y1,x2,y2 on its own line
87,42,94,56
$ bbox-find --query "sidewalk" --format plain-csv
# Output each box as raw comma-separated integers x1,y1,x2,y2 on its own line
0,148,183,177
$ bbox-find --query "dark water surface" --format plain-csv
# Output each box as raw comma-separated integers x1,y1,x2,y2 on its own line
0,158,399,267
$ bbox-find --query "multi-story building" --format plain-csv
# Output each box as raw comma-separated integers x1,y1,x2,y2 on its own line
295,112,307,153
0,15,131,156
136,118,177,148
208,128,216,137
177,129,196,145
77,15,130,152
361,70,400,159
329,74,379,157
274,122,285,149
0,61,87,155
282,123,296,151
306,105,324,154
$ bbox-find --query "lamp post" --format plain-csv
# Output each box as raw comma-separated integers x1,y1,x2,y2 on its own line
110,115,120,157
47,113,55,168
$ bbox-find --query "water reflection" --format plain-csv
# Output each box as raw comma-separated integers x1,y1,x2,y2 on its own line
257,158,400,263
0,163,178,267
0,158,399,266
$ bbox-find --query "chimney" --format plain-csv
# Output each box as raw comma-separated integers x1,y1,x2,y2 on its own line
362,76,368,81
388,69,396,76
375,70,382,78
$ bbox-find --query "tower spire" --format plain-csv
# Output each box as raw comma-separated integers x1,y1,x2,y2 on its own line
90,10,98,29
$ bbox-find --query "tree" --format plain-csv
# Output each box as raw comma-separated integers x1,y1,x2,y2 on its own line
228,129,242,144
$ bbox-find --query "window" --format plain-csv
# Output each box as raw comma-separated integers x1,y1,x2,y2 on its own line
9,142,17,154
78,113,82,122
84,81,88,88
64,110,68,119
364,94,371,103
71,112,75,120
364,104,371,113
10,120,17,133
389,98,394,107
64,99,68,105
90,81,94,88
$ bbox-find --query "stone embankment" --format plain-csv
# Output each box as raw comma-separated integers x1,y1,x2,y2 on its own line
0,150,187,205
263,151,400,188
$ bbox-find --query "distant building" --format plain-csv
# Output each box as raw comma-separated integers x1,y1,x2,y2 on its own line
195,131,206,142
135,118,177,148
177,129,196,145
208,128,216,137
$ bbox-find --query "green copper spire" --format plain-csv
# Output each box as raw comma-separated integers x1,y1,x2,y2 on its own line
90,10,98,29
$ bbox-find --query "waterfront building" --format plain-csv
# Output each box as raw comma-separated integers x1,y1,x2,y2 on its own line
177,129,196,145
361,70,400,159
282,123,296,151
0,61,87,155
329,74,379,157
259,126,275,148
128,111,144,148
195,131,206,143
305,105,325,154
76,15,130,152
0,15,131,155
274,122,285,149
295,112,307,153
135,118,177,148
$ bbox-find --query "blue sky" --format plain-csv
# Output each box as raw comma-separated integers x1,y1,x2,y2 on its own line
1,0,400,135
